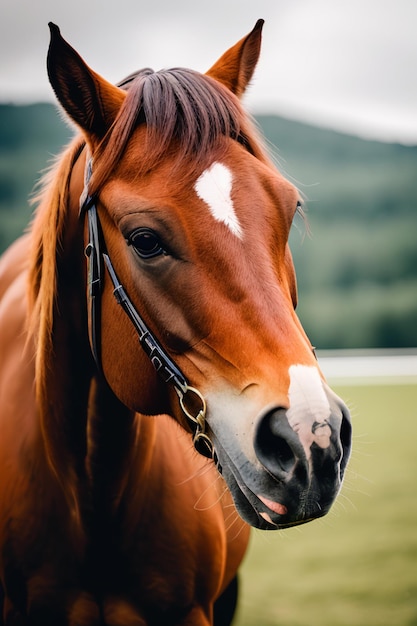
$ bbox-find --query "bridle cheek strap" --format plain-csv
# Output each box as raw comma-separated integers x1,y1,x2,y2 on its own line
79,159,215,461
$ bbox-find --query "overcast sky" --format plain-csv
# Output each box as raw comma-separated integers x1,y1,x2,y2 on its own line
1,0,416,144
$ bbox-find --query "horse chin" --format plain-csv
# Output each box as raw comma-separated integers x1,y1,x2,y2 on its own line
225,475,330,531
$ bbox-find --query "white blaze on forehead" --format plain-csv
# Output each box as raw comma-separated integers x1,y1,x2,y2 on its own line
194,162,243,238
287,365,332,455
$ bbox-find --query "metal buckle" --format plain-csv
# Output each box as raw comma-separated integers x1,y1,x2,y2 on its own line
177,386,214,459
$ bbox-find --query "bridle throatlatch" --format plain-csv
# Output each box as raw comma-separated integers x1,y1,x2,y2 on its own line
79,158,215,460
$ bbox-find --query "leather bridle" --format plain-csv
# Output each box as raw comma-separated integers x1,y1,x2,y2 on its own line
79,158,215,460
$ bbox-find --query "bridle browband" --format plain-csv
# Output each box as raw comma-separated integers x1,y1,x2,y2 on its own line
79,158,215,461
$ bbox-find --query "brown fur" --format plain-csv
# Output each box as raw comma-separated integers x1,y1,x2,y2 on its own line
0,20,350,625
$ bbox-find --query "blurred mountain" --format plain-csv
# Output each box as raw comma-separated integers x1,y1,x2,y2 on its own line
1,103,416,348
256,115,417,349
0,103,74,251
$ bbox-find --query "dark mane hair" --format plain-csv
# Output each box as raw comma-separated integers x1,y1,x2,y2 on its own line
90,67,268,192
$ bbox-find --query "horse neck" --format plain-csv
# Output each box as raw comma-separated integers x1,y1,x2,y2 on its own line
85,376,141,515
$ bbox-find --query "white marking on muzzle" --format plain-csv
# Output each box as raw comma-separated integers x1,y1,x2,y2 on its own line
195,162,243,238
287,365,332,457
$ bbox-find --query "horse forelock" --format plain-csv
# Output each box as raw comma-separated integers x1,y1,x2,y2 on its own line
89,67,267,194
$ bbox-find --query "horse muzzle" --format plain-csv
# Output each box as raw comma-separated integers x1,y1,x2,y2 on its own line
253,398,351,528
209,382,352,530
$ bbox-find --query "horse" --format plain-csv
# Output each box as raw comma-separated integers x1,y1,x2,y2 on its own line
0,20,351,625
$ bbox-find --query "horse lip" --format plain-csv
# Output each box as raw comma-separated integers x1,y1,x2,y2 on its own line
226,471,293,529
213,437,304,528
226,470,322,530
212,441,280,528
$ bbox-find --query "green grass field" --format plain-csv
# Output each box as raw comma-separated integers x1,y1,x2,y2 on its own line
234,383,417,626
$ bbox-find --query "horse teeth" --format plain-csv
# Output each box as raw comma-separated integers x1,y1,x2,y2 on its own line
259,511,275,525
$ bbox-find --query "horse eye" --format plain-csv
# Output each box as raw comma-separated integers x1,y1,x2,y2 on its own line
127,228,166,259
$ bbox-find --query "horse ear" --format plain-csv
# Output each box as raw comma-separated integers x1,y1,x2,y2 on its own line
47,23,124,140
206,19,264,97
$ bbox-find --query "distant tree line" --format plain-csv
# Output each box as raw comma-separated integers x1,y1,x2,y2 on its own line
1,104,416,349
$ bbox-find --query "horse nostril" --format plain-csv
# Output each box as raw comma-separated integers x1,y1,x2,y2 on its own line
255,408,305,478
269,421,295,473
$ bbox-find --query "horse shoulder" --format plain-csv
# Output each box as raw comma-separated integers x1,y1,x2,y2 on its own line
0,250,34,455
0,237,83,608
0,232,37,442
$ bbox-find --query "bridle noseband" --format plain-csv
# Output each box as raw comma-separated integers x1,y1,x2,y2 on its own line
79,158,215,461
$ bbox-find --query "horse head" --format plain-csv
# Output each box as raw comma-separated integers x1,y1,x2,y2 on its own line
47,20,351,530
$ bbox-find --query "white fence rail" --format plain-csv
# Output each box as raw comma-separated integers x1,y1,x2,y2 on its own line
316,349,417,385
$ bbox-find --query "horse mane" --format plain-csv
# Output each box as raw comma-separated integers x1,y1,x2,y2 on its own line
25,136,87,511
89,67,270,194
